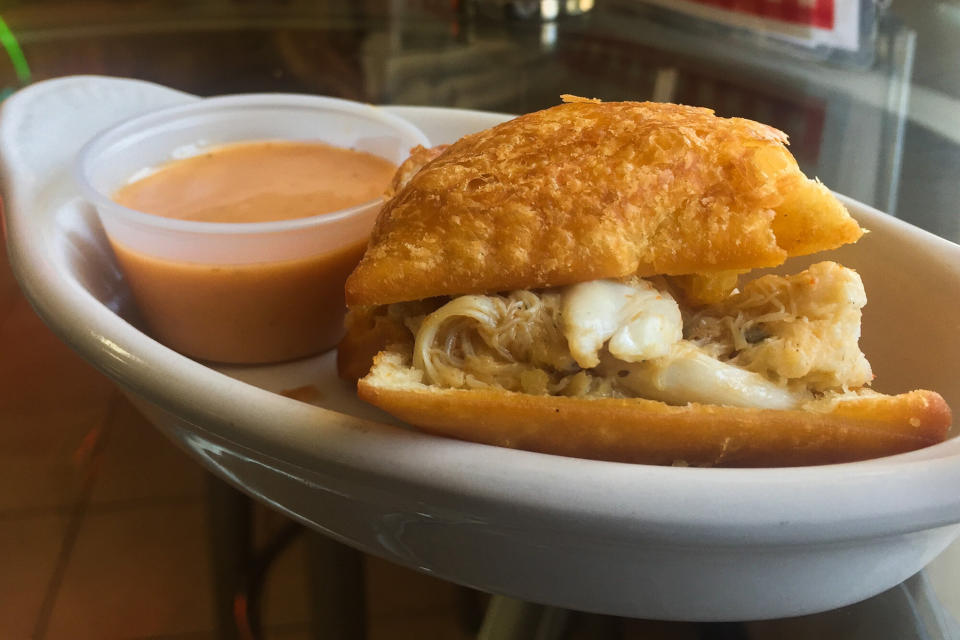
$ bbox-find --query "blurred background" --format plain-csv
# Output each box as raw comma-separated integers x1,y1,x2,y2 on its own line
0,0,958,240
1,1,959,639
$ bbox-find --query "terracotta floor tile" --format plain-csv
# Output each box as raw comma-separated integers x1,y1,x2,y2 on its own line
0,296,116,412
0,402,113,512
365,554,461,617
0,292,118,512
0,263,21,328
43,502,213,640
0,513,69,639
87,395,205,506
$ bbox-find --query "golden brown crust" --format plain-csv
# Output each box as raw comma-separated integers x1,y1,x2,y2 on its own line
669,270,745,307
336,307,410,382
386,144,449,197
358,353,951,467
346,100,863,306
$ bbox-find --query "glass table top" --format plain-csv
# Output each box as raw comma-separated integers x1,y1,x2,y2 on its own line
2,0,957,242
1,1,957,636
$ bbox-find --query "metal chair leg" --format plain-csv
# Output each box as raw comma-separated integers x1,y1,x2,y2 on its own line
204,473,252,640
478,595,569,640
305,531,367,640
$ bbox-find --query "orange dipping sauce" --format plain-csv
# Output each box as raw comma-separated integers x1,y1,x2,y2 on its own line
110,141,395,364
114,141,394,223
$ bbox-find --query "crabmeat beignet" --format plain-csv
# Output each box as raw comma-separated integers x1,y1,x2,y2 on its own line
339,98,951,466
379,261,869,410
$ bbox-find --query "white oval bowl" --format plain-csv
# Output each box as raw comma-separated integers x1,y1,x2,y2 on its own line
2,76,959,622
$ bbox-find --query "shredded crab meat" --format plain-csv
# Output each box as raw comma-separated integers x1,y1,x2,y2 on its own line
685,261,872,392
401,261,872,407
412,291,613,396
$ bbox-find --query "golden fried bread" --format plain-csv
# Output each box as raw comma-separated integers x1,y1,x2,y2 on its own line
359,349,950,467
346,98,862,306
340,98,949,467
336,307,409,382
386,144,449,197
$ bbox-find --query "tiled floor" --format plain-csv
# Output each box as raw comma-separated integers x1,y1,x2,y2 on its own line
0,237,474,639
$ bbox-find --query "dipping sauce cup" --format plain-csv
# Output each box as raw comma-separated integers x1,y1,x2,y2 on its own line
76,95,430,364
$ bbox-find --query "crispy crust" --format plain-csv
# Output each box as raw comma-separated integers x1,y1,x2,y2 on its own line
346,100,863,306
358,351,951,467
336,307,410,382
386,144,449,197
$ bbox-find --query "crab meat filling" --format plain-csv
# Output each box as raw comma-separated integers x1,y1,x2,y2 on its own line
406,261,871,408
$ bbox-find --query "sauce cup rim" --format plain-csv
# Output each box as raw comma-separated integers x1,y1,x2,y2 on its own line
74,93,431,235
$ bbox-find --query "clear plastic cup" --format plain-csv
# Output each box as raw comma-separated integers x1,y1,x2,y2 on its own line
75,94,430,364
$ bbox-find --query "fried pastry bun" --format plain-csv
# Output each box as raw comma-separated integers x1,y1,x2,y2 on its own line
339,97,951,467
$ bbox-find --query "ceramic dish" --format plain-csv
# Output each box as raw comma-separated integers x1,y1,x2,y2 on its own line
3,75,960,622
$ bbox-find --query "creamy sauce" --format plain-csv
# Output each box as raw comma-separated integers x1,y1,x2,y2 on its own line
114,140,396,222
110,140,395,363
112,240,367,363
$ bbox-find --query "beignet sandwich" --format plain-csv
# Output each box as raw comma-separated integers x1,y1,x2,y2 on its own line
338,97,951,467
